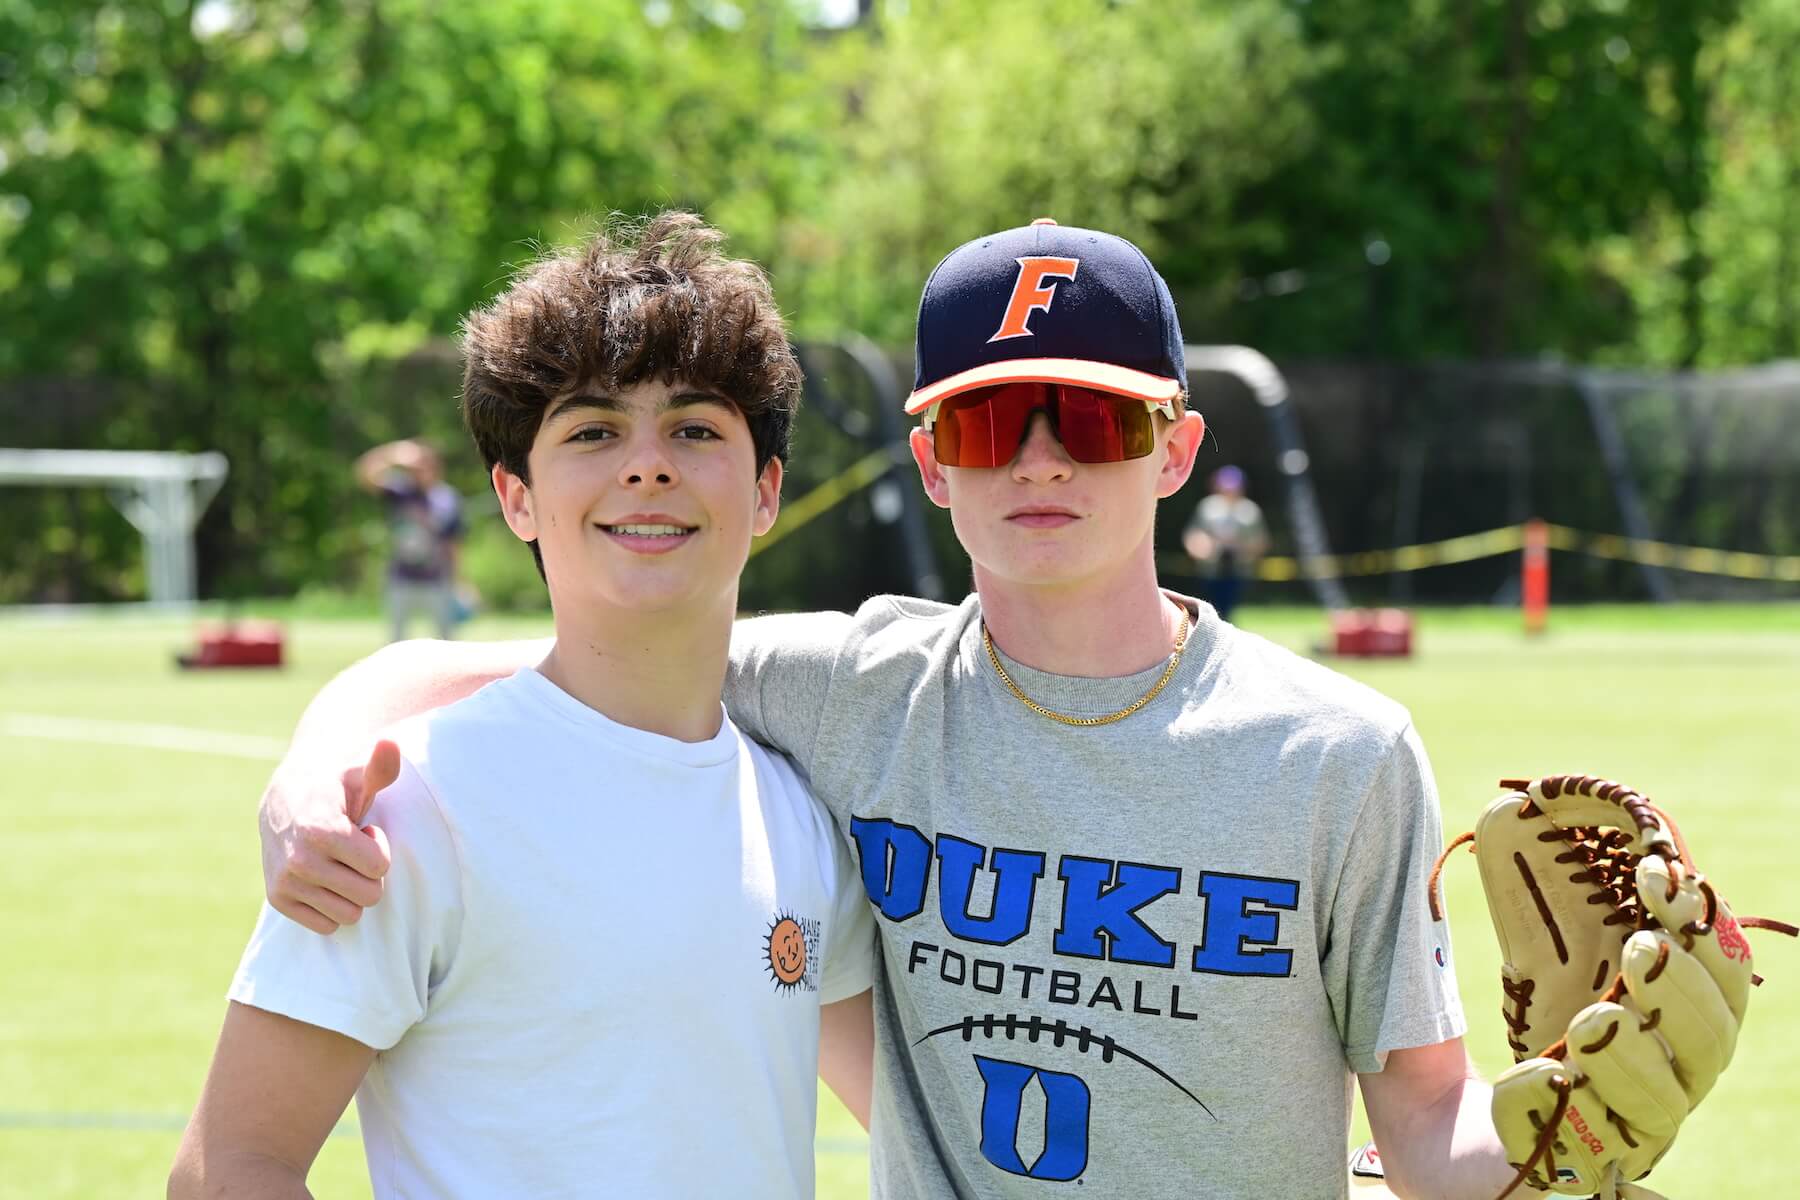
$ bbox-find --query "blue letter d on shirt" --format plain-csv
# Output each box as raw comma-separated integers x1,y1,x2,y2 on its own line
974,1055,1091,1181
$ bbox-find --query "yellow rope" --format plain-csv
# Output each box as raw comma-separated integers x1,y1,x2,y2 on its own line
752,453,1800,584
747,444,906,561
1158,524,1800,582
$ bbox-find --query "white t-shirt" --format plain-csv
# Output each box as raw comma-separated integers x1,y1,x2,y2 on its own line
229,667,875,1199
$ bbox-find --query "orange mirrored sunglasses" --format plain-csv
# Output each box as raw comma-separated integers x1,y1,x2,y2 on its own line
923,382,1177,467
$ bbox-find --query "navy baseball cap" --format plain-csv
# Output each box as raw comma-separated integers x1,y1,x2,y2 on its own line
904,218,1188,416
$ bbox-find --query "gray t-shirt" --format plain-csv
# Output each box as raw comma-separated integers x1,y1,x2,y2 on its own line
727,593,1465,1199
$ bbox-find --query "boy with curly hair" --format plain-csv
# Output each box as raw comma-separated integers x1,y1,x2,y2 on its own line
170,214,874,1199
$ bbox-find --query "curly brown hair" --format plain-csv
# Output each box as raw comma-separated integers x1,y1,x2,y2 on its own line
459,211,801,484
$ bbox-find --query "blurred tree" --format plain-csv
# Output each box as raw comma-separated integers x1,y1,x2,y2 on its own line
778,0,1318,345
1217,0,1751,363
0,0,1793,606
1579,0,1800,563
0,0,836,601
1607,0,1800,367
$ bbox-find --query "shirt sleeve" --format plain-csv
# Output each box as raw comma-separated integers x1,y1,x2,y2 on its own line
724,611,855,777
227,757,464,1051
1324,724,1467,1073
817,820,876,1004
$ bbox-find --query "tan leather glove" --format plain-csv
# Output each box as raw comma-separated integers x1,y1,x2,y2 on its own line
1430,775,1794,1198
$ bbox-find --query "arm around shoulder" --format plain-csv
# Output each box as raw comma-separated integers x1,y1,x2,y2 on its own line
260,635,544,932
281,635,545,768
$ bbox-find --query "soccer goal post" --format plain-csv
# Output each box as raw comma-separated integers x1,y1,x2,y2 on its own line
0,449,229,607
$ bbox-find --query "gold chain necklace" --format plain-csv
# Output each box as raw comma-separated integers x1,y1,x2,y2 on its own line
982,604,1191,727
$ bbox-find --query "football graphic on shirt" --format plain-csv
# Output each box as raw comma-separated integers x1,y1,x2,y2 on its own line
914,1011,1214,1117
913,1012,1213,1183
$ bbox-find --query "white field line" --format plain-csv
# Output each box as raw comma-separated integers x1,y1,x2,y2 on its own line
0,713,287,762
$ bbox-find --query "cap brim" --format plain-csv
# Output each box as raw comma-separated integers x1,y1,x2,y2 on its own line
904,358,1183,415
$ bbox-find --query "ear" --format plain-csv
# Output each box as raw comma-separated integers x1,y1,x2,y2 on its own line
751,456,783,537
1155,411,1206,500
909,427,952,510
492,462,537,542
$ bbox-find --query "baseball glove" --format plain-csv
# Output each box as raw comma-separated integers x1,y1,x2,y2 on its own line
1428,775,1795,1199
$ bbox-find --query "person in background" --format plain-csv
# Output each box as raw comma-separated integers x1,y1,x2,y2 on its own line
356,438,466,640
1182,463,1267,621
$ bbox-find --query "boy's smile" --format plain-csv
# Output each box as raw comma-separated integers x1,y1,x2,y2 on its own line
599,514,702,553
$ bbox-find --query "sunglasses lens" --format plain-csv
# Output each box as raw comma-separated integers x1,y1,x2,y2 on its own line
1056,387,1155,463
930,383,1157,466
933,383,1039,468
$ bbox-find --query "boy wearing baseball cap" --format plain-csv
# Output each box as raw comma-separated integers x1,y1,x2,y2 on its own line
170,214,875,1199
251,219,1519,1196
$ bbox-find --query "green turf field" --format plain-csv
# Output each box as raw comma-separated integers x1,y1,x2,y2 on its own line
2,603,1797,1197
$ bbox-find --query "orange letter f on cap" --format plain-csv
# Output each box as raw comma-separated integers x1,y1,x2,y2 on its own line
988,257,1080,343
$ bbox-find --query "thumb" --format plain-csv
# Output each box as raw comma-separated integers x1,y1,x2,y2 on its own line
359,822,393,871
347,740,403,826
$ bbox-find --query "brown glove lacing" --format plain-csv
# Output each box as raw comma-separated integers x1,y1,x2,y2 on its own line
1494,1071,1573,1199
1426,775,1798,1200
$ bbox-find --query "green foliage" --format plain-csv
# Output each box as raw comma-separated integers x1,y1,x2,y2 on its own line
0,0,1794,603
0,0,838,602
457,506,550,615
1610,0,1800,365
1223,0,1727,360
783,0,1318,343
